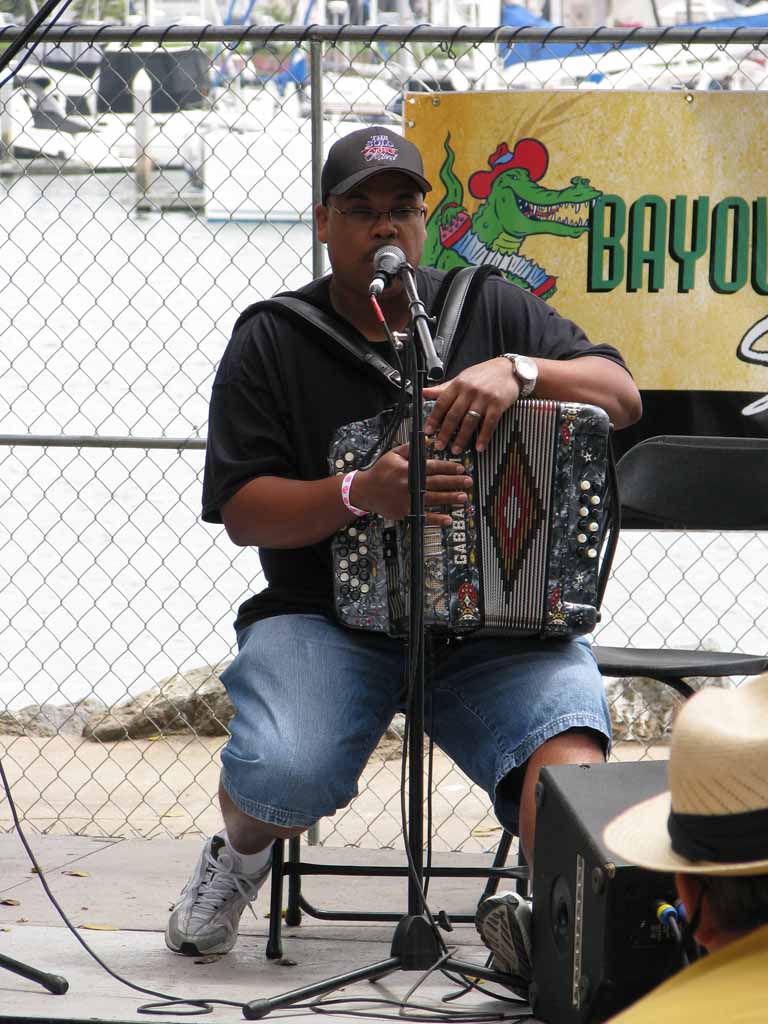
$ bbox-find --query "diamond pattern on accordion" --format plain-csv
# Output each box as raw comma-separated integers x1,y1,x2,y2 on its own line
484,424,544,595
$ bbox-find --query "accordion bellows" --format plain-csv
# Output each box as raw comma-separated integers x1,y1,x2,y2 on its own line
329,399,612,639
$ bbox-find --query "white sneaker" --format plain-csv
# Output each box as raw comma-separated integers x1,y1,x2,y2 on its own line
475,892,534,999
165,835,271,955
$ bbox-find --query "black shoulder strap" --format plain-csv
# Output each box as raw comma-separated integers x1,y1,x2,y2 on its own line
432,264,504,369
257,296,405,389
251,265,502,388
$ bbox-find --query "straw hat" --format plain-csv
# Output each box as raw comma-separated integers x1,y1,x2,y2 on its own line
603,674,768,876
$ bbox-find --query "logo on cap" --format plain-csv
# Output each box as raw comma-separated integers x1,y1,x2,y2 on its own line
362,134,399,164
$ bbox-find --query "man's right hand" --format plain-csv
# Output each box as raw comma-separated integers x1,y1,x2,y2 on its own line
222,447,473,549
351,444,472,527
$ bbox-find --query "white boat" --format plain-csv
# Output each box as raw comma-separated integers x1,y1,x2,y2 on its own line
487,36,768,91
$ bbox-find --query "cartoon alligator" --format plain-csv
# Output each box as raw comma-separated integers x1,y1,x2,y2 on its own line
423,133,602,299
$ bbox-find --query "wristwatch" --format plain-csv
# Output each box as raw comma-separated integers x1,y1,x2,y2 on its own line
502,353,538,398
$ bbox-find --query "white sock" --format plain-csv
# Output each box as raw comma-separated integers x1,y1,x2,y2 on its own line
218,831,274,875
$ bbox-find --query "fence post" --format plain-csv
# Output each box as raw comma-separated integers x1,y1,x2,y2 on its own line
133,67,153,202
308,35,324,844
310,37,325,280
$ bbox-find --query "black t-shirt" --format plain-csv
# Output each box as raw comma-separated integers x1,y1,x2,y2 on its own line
202,266,630,631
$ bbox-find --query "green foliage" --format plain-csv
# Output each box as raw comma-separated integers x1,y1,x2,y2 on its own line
0,0,27,18
0,0,126,22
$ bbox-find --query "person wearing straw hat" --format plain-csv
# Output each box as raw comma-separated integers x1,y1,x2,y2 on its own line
598,674,768,1022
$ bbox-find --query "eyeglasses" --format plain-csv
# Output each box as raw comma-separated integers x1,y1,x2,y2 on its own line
328,203,427,227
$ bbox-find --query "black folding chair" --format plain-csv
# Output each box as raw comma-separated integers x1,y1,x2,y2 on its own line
592,434,768,697
265,830,526,959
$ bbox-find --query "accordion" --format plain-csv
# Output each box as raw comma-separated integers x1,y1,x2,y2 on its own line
329,399,615,639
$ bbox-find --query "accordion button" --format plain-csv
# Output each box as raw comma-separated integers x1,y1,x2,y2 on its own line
344,452,354,462
335,459,345,469
577,533,588,544
590,495,601,506
361,584,370,593
359,533,368,542
589,522,599,532
351,578,360,588
587,548,598,558
340,572,350,582
359,545,369,555
579,506,589,517
349,528,358,537
339,559,349,569
580,480,591,491
350,553,359,562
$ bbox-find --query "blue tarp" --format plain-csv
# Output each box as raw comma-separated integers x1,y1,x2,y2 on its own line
500,3,768,66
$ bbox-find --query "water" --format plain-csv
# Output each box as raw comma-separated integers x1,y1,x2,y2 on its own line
0,169,315,711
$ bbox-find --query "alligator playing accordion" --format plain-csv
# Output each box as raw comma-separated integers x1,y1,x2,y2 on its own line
329,398,617,640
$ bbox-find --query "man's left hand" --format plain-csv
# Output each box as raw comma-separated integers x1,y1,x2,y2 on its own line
422,357,518,454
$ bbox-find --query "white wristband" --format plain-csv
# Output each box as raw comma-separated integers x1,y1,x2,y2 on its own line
341,470,368,517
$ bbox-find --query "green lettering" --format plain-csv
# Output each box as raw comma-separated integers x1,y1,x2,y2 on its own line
710,197,749,294
587,195,625,292
668,196,709,292
752,198,768,296
627,195,666,292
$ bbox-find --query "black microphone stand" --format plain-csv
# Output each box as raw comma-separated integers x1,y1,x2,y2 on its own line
243,266,515,1020
0,760,69,997
0,952,68,996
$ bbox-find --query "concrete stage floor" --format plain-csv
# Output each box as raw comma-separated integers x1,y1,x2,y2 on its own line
0,833,536,1024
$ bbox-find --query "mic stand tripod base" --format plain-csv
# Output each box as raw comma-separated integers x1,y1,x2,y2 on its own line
243,915,440,1018
242,917,528,1020
242,954,401,1020
389,913,442,969
0,951,68,994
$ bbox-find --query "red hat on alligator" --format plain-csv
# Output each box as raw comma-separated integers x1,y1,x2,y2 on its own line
468,138,549,199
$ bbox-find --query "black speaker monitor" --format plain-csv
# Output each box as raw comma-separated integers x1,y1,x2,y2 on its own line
531,761,682,1024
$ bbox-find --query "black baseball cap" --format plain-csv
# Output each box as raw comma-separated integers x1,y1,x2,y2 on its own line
321,126,432,203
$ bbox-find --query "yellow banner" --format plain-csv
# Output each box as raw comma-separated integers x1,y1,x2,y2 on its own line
407,91,768,403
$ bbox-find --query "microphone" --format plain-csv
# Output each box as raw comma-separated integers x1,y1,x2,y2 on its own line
368,245,407,297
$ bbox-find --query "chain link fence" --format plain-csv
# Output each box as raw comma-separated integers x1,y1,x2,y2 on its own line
1,22,767,849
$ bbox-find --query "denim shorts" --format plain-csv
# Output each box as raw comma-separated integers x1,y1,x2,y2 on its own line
219,613,611,833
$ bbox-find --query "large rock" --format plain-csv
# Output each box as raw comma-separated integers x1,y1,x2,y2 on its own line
605,673,731,743
0,698,107,737
1,656,734,748
83,664,234,741
81,667,406,754
376,714,405,761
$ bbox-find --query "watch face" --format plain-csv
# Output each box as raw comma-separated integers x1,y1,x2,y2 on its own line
515,357,537,383
513,356,537,397
503,353,537,395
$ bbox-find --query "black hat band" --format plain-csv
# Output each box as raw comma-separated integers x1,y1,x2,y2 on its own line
668,806,768,863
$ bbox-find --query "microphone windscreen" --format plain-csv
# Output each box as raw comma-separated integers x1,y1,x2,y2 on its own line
373,245,407,276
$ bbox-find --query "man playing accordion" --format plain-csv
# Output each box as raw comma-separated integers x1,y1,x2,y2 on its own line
165,127,642,994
